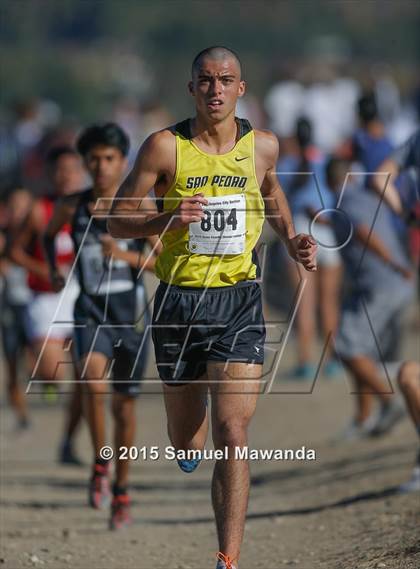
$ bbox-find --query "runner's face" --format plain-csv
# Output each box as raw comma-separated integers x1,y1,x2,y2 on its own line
52,154,84,196
189,57,245,122
8,190,32,227
85,145,127,191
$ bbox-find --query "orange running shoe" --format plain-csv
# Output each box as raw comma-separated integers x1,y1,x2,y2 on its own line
88,463,111,510
109,493,132,531
216,552,237,569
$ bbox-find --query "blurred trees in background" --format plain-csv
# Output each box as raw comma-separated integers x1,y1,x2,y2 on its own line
1,0,419,120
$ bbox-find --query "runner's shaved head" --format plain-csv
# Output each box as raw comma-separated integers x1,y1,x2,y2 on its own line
192,46,242,78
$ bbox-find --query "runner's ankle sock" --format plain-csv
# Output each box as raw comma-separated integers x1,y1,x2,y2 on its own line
112,483,128,496
61,437,72,450
95,457,110,468
18,417,30,429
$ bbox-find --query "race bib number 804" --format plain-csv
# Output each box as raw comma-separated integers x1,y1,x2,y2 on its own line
188,194,246,255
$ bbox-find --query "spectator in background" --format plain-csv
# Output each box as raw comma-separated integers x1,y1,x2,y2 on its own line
372,129,420,216
236,93,266,130
111,95,144,168
13,98,63,194
277,118,342,380
139,100,172,140
397,362,420,492
264,63,305,142
13,99,45,155
22,122,83,196
266,62,359,154
345,92,394,188
373,130,420,492
327,158,414,441
0,188,33,430
338,92,406,270
0,123,22,196
372,66,401,128
371,65,418,146
303,64,359,152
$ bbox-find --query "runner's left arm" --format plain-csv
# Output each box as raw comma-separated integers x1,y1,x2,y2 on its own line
0,231,7,276
9,205,50,280
143,232,162,271
371,158,403,215
103,194,162,271
108,130,207,238
100,234,159,273
43,196,78,291
354,223,412,279
372,130,420,215
258,131,317,271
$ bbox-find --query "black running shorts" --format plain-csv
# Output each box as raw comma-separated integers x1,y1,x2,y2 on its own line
74,292,149,397
152,280,266,385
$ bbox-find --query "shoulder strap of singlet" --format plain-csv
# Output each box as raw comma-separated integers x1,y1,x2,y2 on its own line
174,119,191,139
61,187,92,209
237,118,252,138
156,197,164,213
174,117,253,141
67,188,93,232
81,187,93,209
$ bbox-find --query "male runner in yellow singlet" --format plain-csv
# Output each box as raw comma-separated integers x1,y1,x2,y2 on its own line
108,46,317,569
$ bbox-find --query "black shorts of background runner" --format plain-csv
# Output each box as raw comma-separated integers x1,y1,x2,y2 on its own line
152,280,265,385
1,303,30,359
74,290,149,397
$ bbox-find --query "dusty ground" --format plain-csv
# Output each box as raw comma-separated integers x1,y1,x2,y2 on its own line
1,300,419,569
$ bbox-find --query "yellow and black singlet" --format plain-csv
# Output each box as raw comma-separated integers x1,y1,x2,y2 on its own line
155,118,265,288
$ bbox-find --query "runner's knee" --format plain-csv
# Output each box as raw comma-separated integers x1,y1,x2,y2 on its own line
112,397,135,425
212,419,249,448
398,361,420,393
167,416,206,450
82,379,107,400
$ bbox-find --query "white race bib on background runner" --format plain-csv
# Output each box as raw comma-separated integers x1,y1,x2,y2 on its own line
188,194,246,255
79,241,133,295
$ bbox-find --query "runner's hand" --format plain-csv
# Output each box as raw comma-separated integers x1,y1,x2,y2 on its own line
100,234,119,257
172,193,208,229
50,269,66,292
392,263,413,280
287,234,318,272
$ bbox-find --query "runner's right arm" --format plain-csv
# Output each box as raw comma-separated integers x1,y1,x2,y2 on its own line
99,233,159,272
371,158,403,215
108,130,207,239
372,130,420,215
0,231,7,276
354,223,412,279
9,204,50,280
43,197,77,291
